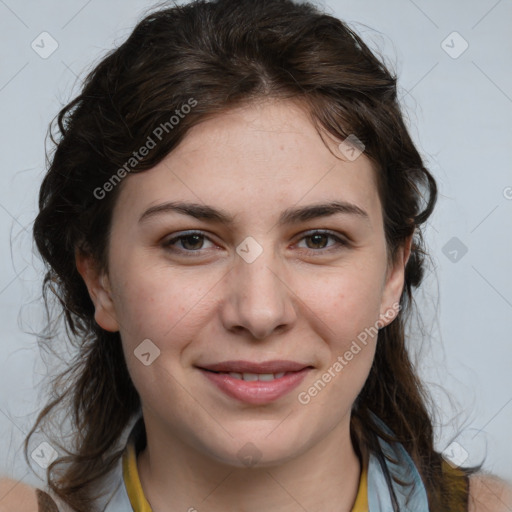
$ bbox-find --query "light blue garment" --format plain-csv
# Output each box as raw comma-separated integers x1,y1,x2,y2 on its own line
367,413,430,511
101,472,133,511
98,414,429,511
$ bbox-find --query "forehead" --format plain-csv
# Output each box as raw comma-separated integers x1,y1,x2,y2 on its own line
113,99,382,229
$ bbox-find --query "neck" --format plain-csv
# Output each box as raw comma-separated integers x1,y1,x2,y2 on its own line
137,413,362,512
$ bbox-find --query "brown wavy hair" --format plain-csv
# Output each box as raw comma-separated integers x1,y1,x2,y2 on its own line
26,0,479,510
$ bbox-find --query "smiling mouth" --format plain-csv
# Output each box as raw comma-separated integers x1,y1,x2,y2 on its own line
201,369,293,381
197,361,313,404
196,359,312,374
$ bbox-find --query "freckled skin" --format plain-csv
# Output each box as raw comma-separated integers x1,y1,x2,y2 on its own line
77,98,409,511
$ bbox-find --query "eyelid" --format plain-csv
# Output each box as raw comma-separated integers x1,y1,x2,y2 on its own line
161,229,350,256
295,229,350,251
162,230,217,251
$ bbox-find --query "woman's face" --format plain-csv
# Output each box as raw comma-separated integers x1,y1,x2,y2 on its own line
79,99,408,467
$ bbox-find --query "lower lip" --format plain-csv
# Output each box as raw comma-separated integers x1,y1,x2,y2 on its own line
199,368,311,405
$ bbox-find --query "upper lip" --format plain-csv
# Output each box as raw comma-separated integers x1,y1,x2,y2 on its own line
197,360,312,373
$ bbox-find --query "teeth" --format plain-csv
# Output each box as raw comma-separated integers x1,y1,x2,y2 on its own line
226,372,287,381
242,372,259,381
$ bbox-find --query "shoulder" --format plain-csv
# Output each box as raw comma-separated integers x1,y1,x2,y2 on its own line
468,473,512,512
0,478,38,511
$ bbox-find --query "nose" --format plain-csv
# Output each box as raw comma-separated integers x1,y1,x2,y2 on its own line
220,248,297,341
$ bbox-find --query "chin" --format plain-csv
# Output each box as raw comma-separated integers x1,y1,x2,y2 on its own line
199,426,312,470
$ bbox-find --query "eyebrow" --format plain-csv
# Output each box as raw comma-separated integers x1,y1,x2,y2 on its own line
138,200,369,226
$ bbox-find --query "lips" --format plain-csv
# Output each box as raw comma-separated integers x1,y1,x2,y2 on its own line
197,360,313,404
198,360,309,373
219,371,286,381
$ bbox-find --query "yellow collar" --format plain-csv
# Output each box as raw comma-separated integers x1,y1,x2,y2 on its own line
122,420,368,512
122,434,153,512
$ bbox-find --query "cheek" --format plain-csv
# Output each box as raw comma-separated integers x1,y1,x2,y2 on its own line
293,263,385,401
111,261,215,341
301,265,385,337
296,273,380,412
110,265,215,405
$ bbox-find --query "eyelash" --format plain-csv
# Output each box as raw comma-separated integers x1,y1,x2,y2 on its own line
162,230,348,257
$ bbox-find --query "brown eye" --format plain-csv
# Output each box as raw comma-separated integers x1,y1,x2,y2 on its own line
305,233,330,250
162,231,215,255
297,230,348,253
176,234,205,251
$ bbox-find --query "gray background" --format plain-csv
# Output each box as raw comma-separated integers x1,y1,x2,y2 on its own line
0,0,510,490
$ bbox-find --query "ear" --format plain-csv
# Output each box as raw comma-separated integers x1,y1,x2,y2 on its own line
75,249,120,332
378,234,413,327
